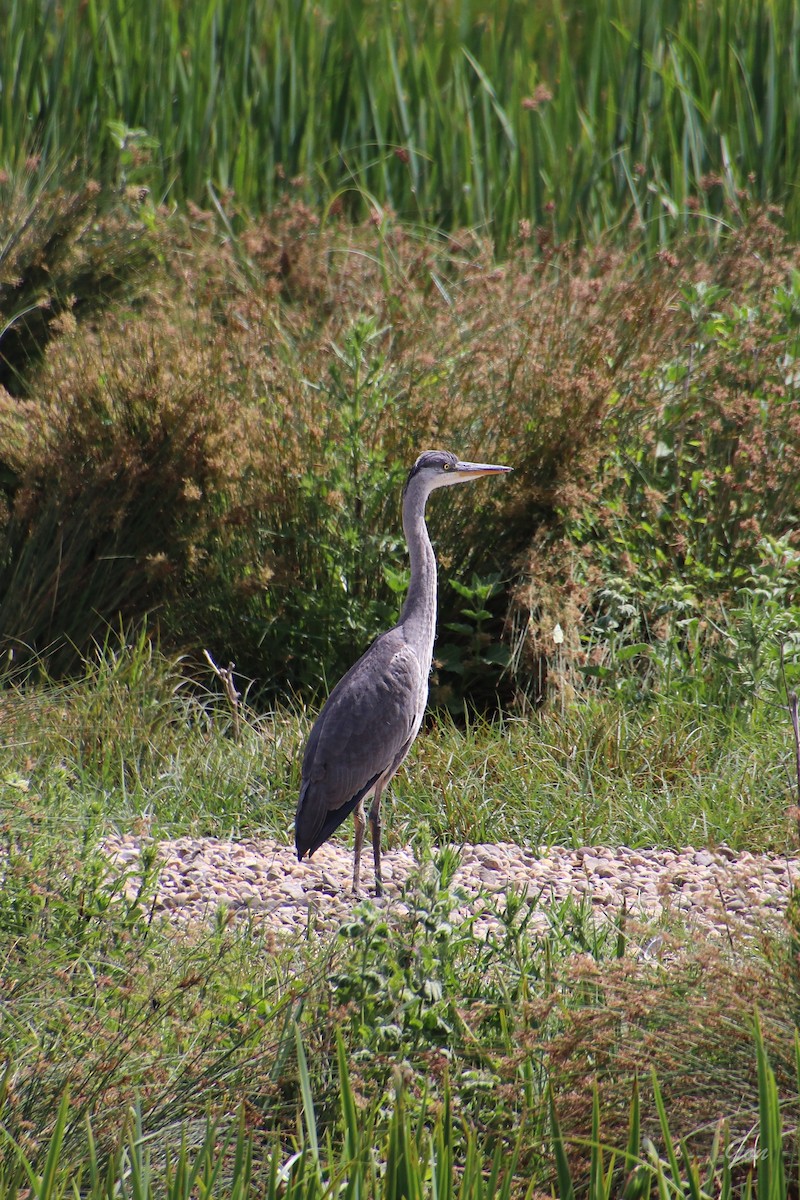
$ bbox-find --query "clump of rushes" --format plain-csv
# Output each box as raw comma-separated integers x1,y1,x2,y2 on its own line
2,0,800,251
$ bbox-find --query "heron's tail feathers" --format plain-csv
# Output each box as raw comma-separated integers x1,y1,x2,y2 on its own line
295,773,380,859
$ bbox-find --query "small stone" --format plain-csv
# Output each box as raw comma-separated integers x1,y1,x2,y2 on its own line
277,879,304,901
96,832,793,942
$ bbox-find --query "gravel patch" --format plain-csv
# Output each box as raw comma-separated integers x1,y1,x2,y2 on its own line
102,834,800,943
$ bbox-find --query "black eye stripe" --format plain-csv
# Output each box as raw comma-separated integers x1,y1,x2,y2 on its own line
403,450,459,495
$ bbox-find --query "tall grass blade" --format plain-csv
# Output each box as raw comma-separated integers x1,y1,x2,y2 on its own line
651,1069,682,1189
548,1084,575,1200
625,1074,640,1171
336,1029,360,1165
385,1076,422,1200
679,1139,704,1200
229,1107,253,1200
294,1023,321,1176
754,1008,786,1200
589,1086,613,1200
37,1089,71,1200
432,1076,453,1200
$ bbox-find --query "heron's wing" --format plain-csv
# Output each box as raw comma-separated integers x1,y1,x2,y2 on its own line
295,629,425,857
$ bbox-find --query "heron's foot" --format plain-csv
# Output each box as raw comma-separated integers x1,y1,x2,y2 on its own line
373,879,383,899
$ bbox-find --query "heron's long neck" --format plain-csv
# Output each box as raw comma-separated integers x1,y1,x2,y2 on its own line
398,482,437,666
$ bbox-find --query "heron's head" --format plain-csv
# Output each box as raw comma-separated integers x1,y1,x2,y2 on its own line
403,449,512,498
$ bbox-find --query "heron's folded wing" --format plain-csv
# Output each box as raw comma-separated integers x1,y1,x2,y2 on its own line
300,629,424,815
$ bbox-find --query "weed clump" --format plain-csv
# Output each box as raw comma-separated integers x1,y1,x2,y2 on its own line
0,170,156,393
540,929,800,1188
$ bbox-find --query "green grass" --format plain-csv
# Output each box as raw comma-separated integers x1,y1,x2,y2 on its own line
2,639,800,1193
411,702,796,853
3,635,796,853
1,1026,795,1199
3,0,800,250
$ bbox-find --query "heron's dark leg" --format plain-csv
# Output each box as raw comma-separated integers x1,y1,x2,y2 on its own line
369,780,385,897
352,799,366,895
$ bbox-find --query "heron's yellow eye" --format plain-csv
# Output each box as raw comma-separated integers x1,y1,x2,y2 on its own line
443,462,451,470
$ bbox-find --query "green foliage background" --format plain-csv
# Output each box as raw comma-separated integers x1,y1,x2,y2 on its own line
1,0,799,706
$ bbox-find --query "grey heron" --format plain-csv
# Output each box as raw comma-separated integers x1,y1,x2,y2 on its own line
294,449,512,896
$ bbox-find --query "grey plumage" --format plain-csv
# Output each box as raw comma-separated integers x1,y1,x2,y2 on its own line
295,449,512,896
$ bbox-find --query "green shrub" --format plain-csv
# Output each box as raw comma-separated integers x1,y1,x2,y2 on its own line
516,218,800,708
0,310,234,674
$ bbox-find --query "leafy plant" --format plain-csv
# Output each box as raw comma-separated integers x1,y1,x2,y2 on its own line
435,573,511,714
330,888,470,1052
251,315,410,692
548,265,800,710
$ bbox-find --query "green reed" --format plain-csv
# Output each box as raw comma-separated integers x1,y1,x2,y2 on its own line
3,0,799,250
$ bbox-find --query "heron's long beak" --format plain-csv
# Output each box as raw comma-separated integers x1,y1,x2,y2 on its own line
453,460,513,479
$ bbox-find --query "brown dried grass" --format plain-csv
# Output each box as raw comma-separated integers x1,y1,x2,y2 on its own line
490,923,800,1187
571,941,796,1171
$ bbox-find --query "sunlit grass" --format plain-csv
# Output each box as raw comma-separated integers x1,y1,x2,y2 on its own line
398,700,796,853
2,639,795,857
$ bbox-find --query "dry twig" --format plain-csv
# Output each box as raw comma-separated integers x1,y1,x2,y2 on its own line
203,649,241,742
